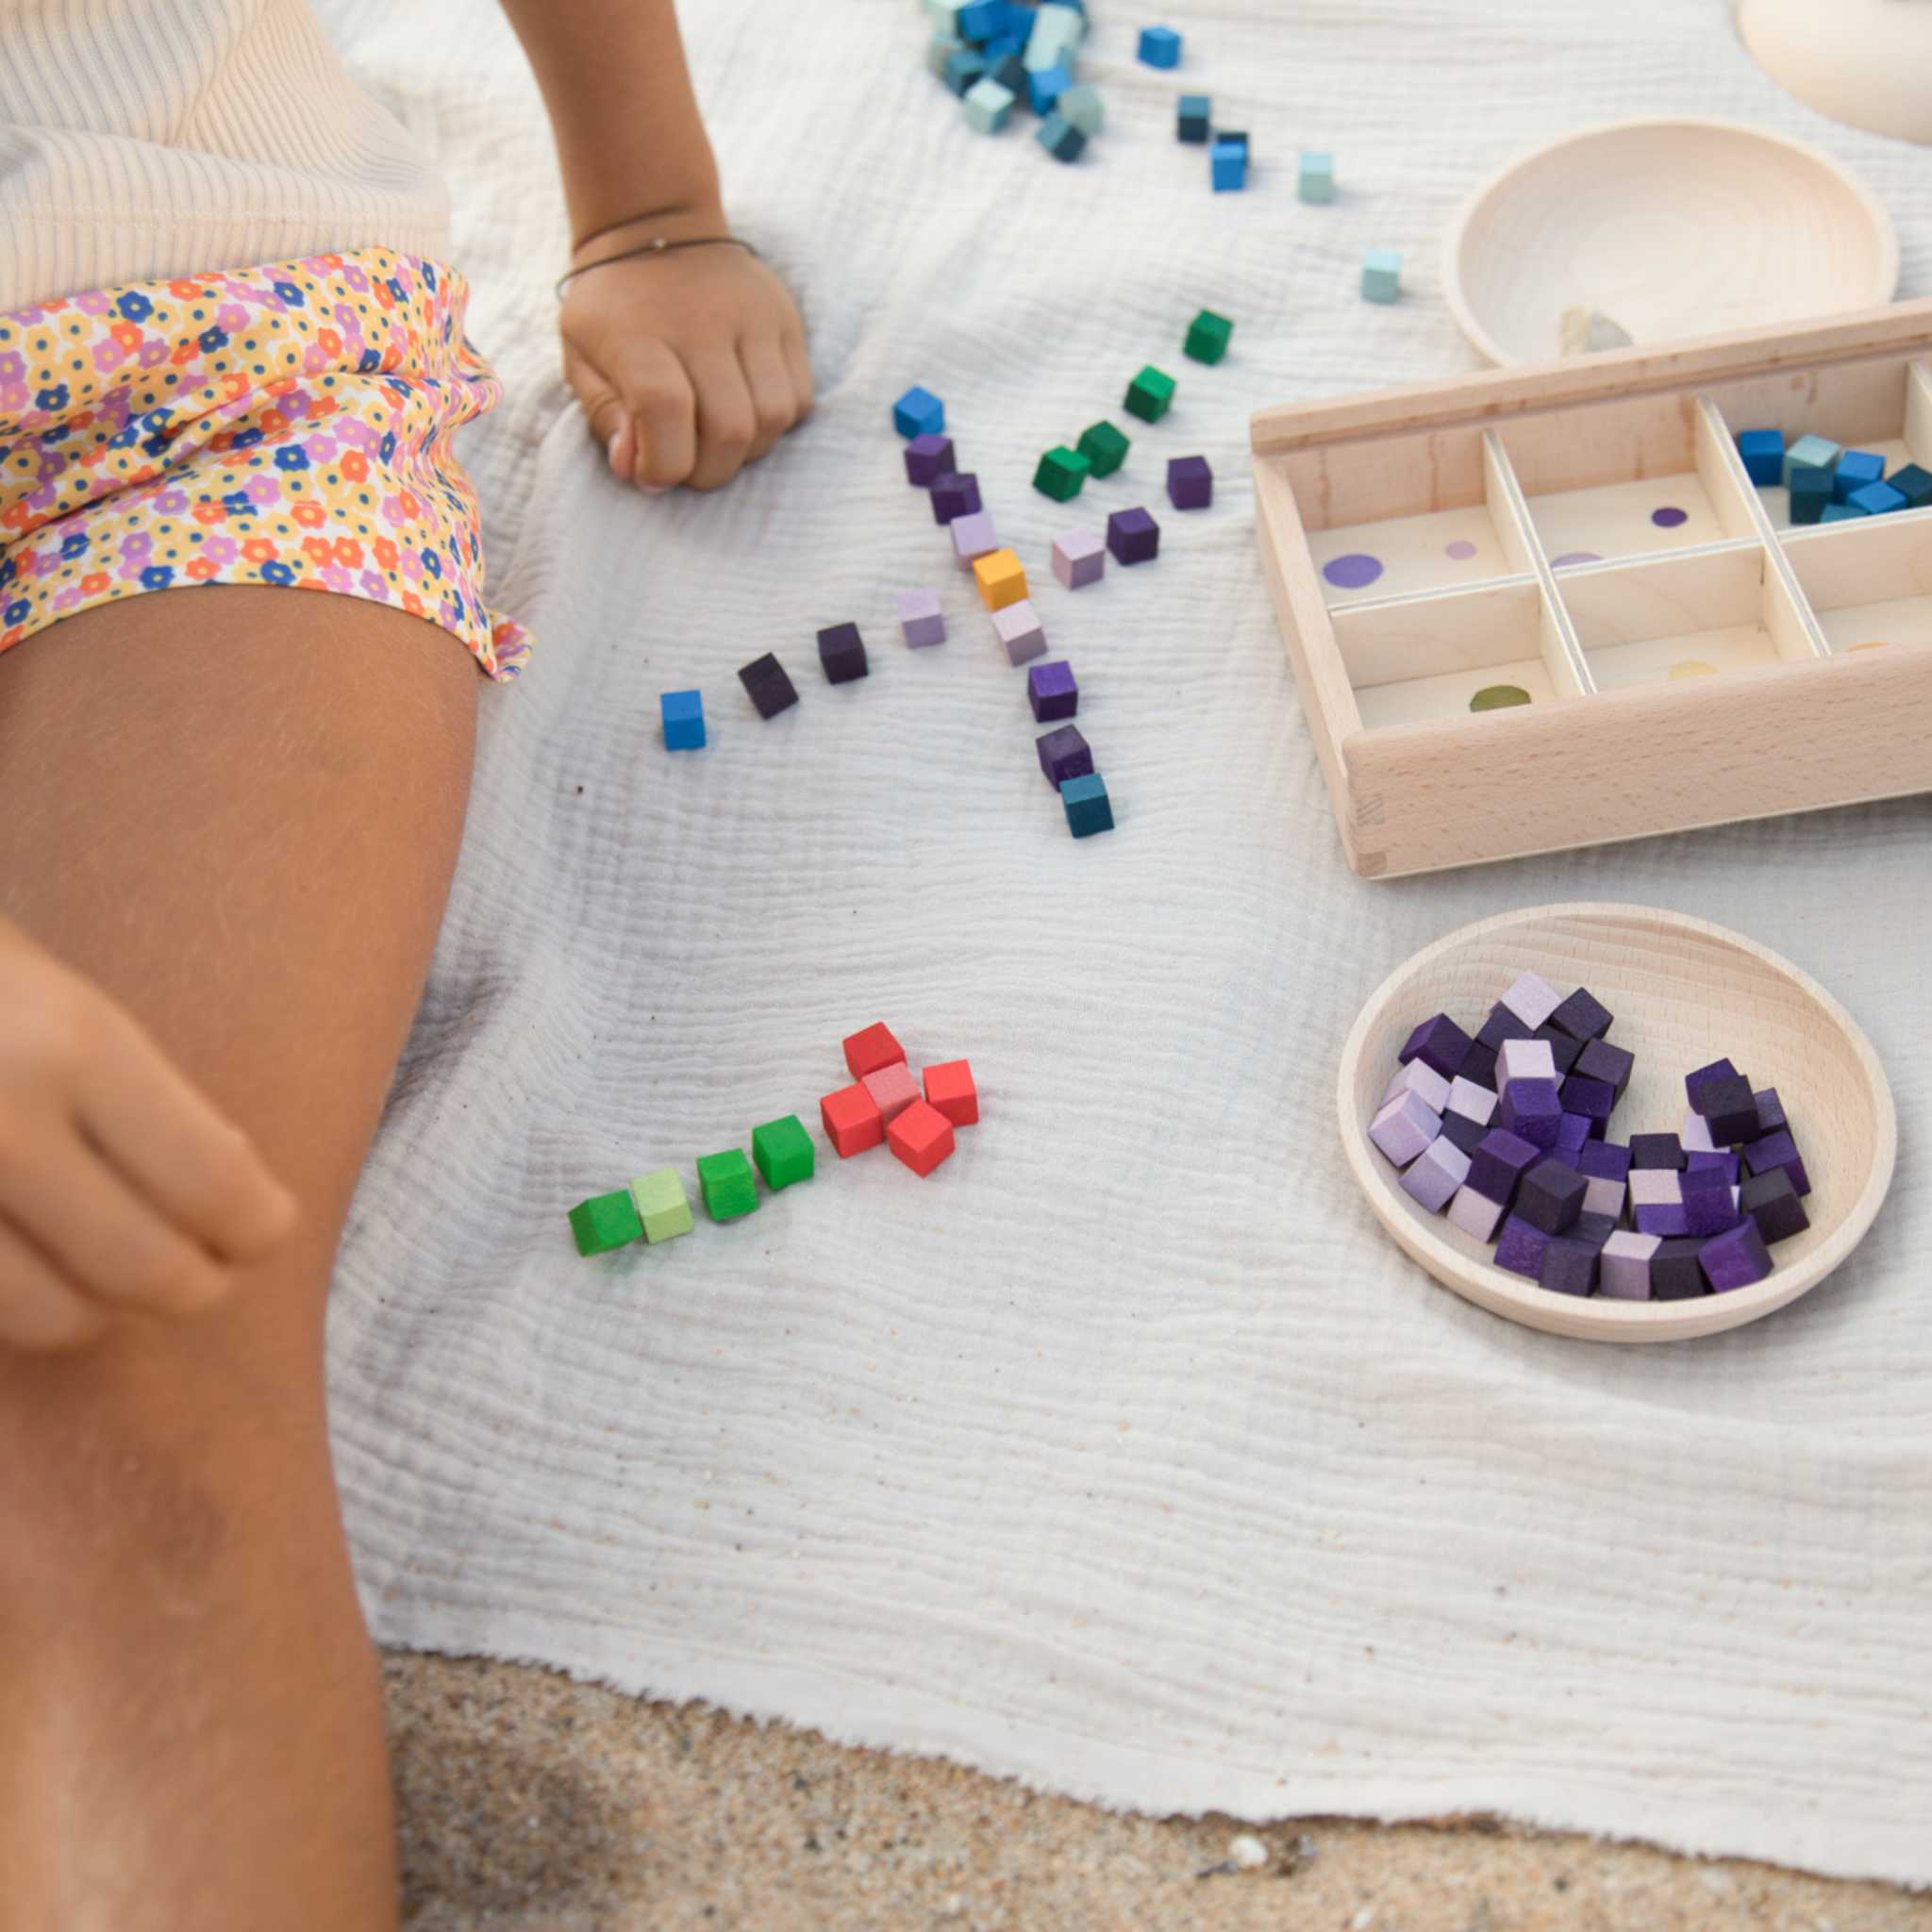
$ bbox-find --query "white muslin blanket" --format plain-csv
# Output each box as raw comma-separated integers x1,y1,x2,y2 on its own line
315,0,1932,1883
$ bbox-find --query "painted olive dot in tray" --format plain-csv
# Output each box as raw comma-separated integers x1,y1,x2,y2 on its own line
1470,684,1532,711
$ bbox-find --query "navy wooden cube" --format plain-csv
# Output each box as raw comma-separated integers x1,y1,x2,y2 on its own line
1438,1109,1489,1158
1037,723,1093,789
1559,1073,1616,1129
1740,1168,1809,1244
1547,986,1613,1041
1176,92,1211,142
1460,1041,1499,1091
1889,461,1932,509
1468,1127,1539,1206
1736,428,1784,486
738,652,799,719
816,623,869,685
1684,1056,1739,1111
1741,1127,1810,1196
1530,1024,1583,1076
1574,1037,1633,1099
1514,1156,1585,1236
1629,1132,1684,1170
1573,1209,1618,1249
1699,1074,1760,1146
1475,1002,1535,1053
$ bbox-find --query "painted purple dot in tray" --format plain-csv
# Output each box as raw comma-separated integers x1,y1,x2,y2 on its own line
1650,506,1689,528
1550,550,1601,567
1323,552,1384,590
1443,539,1478,560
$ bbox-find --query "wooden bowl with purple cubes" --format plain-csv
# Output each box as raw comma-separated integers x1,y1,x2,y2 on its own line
1339,903,1896,1342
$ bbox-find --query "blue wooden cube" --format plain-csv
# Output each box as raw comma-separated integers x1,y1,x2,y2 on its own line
1137,24,1181,67
1847,478,1907,516
1821,504,1861,523
1788,465,1832,525
957,0,1003,39
1832,448,1885,503
1060,771,1114,838
942,47,988,95
1298,149,1336,204
1029,61,1072,113
1782,434,1840,486
1176,93,1211,143
1361,247,1402,303
1209,140,1246,192
660,689,706,751
1037,110,1086,161
1735,428,1784,487
892,385,945,440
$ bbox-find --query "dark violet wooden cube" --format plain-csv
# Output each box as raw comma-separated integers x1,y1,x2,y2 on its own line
1166,455,1214,509
1514,1156,1586,1236
1494,1214,1553,1281
1539,1237,1599,1297
1685,1056,1739,1112
1036,724,1093,789
1573,1209,1618,1249
1106,506,1161,564
738,651,800,720
1576,1140,1631,1182
816,622,870,685
1027,658,1079,723
1741,1128,1810,1197
1438,1109,1489,1158
1475,1002,1535,1054
1399,1012,1474,1080
1498,1077,1562,1150
1699,1219,1773,1293
1650,1239,1708,1301
1629,1132,1684,1171
1679,1162,1728,1196
1559,1074,1616,1129
929,472,983,525
1635,1201,1690,1239
1740,1169,1809,1244
904,432,956,487
1699,1074,1760,1146
1683,1184,1741,1238
1530,1024,1583,1076
1574,1037,1633,1099
1754,1087,1787,1136
1459,1041,1499,1091
1468,1127,1539,1206
1547,986,1613,1041
1686,1148,1740,1184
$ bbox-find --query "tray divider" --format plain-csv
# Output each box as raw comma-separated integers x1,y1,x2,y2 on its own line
1483,430,1595,695
1906,361,1932,468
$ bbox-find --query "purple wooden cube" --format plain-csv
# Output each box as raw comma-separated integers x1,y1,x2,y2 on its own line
817,621,869,684
1573,1209,1618,1248
1498,1038,1557,1088
1369,1089,1441,1167
1494,1214,1553,1281
1698,1074,1760,1146
1628,1132,1684,1170
1468,1127,1539,1205
1499,971,1563,1030
1514,1156,1585,1235
1754,1087,1787,1136
1384,1059,1450,1112
1037,723,1093,789
1498,1077,1562,1149
1540,1237,1599,1297
1699,1218,1774,1292
1685,1057,1739,1112
1166,454,1213,509
1475,1002,1535,1053
1576,1140,1631,1182
1531,1024,1584,1076
1460,1041,1499,1091
1574,1036,1633,1098
1686,1148,1740,1184
1447,1184,1506,1242
1401,1135,1470,1212
1741,1128,1810,1197
898,586,947,648
1051,528,1107,590
1635,1201,1690,1239
1683,1183,1741,1238
1560,1073,1616,1129
1680,1109,1718,1155
905,432,956,487
1740,1169,1809,1244
1547,985,1613,1041
952,510,1000,569
1027,658,1078,722
1399,1012,1474,1080
1106,505,1160,565
1438,1109,1489,1158
1650,1238,1708,1300
930,472,983,524
1554,1111,1591,1158
1599,1230,1660,1301
1679,1162,1729,1196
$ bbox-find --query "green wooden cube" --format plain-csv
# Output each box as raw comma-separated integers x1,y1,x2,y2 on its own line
568,1187,642,1257
1123,365,1175,424
629,1166,693,1243
696,1147,759,1222
1184,308,1232,365
751,1114,816,1191
1032,445,1091,502
1077,419,1130,478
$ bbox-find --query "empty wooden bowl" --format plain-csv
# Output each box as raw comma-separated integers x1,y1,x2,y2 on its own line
1339,903,1896,1342
1444,118,1898,366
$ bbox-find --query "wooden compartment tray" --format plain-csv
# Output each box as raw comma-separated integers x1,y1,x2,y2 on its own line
1250,301,1932,877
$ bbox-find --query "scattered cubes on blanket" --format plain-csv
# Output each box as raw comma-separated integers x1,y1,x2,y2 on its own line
963,75,1017,133
843,1021,907,1080
1037,722,1094,791
1052,527,1107,590
1699,1217,1773,1293
993,599,1047,667
930,471,983,525
1167,455,1213,510
1027,658,1078,722
1297,149,1336,204
630,1167,694,1244
924,1058,979,1127
904,432,955,487
1369,1089,1441,1168
1400,1134,1470,1213
738,652,800,720
1176,93,1211,143
1400,1011,1474,1080
893,385,945,440
1735,428,1785,488
899,586,947,648
1123,365,1176,425
695,1147,758,1223
1107,506,1160,565
1137,24,1182,66
951,509,1001,570
817,621,870,685
974,547,1029,610
1036,110,1087,162
1209,140,1247,192
1034,444,1091,502
751,1114,816,1191
889,1097,958,1176
1057,82,1104,137
1361,247,1403,303
821,1081,886,1158
1077,419,1131,478
1060,771,1114,839
568,1187,642,1257
660,689,706,751
1184,308,1233,365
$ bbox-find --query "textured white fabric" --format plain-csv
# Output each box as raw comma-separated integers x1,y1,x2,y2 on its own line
312,0,1932,1885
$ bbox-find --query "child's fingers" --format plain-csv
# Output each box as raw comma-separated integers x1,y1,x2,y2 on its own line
780,328,814,422
73,1006,298,1266
0,1216,108,1353
564,338,696,491
738,335,801,465
682,349,758,491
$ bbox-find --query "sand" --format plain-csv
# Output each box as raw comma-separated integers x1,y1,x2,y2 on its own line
385,1654,1932,1930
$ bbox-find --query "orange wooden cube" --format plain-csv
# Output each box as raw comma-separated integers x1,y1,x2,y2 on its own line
973,547,1028,610
821,1082,885,1158
861,1060,920,1124
923,1058,978,1126
888,1097,956,1176
842,1021,906,1079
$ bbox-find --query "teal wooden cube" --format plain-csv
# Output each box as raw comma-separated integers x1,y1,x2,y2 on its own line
568,1188,642,1257
1184,308,1232,364
1782,434,1840,487
1123,365,1175,424
1361,248,1402,303
1176,94,1211,143
1787,465,1832,525
1298,150,1335,204
1077,419,1130,476
752,1115,816,1191
696,1147,759,1222
963,75,1016,132
1060,771,1114,839
1037,110,1086,161
1889,462,1932,508
1057,82,1103,136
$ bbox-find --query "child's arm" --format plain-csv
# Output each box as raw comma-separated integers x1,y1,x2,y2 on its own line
499,0,811,492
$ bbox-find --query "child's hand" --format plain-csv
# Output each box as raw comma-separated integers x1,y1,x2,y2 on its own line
0,916,299,1351
560,231,812,493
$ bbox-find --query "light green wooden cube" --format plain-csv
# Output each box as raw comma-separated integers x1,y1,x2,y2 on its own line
630,1166,693,1244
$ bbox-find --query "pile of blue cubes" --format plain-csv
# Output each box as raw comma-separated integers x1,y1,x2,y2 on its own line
923,0,1101,161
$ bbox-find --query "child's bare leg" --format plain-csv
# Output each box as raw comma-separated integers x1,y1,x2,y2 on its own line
0,586,481,1932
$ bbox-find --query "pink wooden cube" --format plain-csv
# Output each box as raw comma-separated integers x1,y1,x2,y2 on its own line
1051,528,1107,590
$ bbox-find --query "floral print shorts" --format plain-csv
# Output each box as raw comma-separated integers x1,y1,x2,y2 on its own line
0,246,529,680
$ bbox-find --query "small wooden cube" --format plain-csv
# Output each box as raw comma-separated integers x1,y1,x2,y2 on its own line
630,1167,693,1244
821,1081,885,1158
1034,445,1091,502
660,689,706,751
843,1022,905,1078
1060,771,1113,838
861,1060,920,1125
1037,723,1092,789
1036,110,1087,162
1598,1229,1660,1300
974,548,1028,610
1698,1218,1773,1292
1106,506,1160,564
951,509,1000,570
930,472,982,524
1735,428,1784,486
1297,150,1335,204
1176,93,1211,143
1399,1012,1474,1078
1444,1074,1496,1126
1514,1156,1585,1235
923,1058,979,1126
1052,527,1107,589
1401,1134,1469,1212
1740,1168,1808,1244
1077,420,1130,476
1123,366,1176,424
1547,985,1613,1041
817,622,869,685
695,1147,758,1222
1497,1037,1556,1087
1539,1237,1599,1298
1057,81,1104,135
1383,1058,1451,1113
963,75,1016,133
1497,1077,1562,1149
1167,455,1213,509
1467,1127,1538,1205
1210,140,1246,192
1446,1184,1505,1243
568,1187,642,1257
1027,658,1078,721
892,385,945,439
1499,970,1563,1030
898,587,946,648
1361,247,1402,303
992,599,1047,666
1788,466,1831,524
1137,24,1181,67
904,433,955,486
1832,449,1885,503
738,652,799,720
888,1097,957,1176
1782,433,1840,486
751,1115,816,1191
1184,309,1233,367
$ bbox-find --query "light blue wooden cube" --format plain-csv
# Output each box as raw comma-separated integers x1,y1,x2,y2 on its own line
963,76,1016,131
1361,247,1402,303
1029,61,1071,114
1057,81,1103,136
1024,2,1085,69
1782,433,1840,487
1298,150,1335,204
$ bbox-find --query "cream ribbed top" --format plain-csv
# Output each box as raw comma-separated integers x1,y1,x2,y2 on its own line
0,0,451,313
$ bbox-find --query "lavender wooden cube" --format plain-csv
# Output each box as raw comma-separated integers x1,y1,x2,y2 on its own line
1547,985,1613,1041
1514,1156,1585,1235
1494,1214,1553,1281
1106,506,1160,565
1599,1230,1660,1301
1741,1128,1810,1197
1554,1112,1591,1158
1438,1110,1489,1157
1680,1110,1718,1155
1498,1077,1562,1149
1444,1075,1496,1126
905,432,956,486
1582,1174,1626,1221
951,509,1000,569
1698,1074,1760,1146
1037,723,1093,789
1540,1237,1599,1297
1383,1058,1451,1113
1166,455,1213,509
1574,1037,1633,1099
1531,1024,1584,1076
1576,1140,1631,1182
1027,658,1078,721
1754,1087,1787,1136
1629,1169,1682,1209
1475,1002,1535,1053
1051,528,1106,590
1498,970,1563,1030
1628,1132,1683,1170
1686,1148,1740,1184
1560,1073,1616,1130
1399,1012,1474,1080
1683,1182,1741,1238
1401,1135,1470,1212
1447,1184,1506,1243
1497,1038,1556,1088
898,586,947,648
930,472,983,524
1740,1169,1809,1244
1650,1238,1708,1300
1369,1089,1441,1167
1467,1127,1539,1205
993,600,1047,667
1699,1219,1774,1292
1460,1042,1499,1091
1685,1057,1739,1111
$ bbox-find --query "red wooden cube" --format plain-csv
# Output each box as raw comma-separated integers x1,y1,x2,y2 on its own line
888,1098,956,1176
923,1058,978,1126
861,1060,920,1124
842,1021,906,1079
821,1082,885,1158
